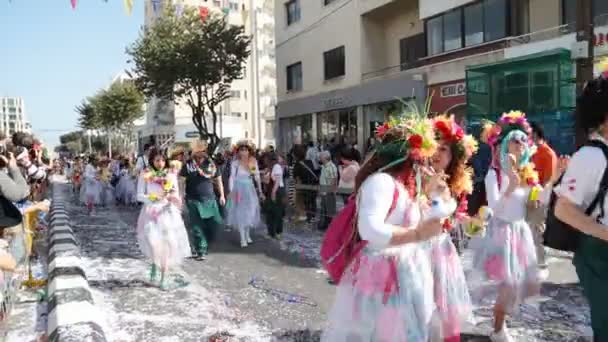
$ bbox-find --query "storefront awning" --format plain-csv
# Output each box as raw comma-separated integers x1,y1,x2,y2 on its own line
466,48,571,74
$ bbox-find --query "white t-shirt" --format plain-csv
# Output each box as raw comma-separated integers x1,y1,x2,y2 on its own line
271,164,284,188
555,137,608,224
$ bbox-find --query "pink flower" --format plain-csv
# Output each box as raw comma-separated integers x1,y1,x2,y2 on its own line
484,255,506,281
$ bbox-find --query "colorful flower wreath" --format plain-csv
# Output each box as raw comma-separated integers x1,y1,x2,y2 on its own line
374,103,437,164
432,115,478,161
143,169,174,193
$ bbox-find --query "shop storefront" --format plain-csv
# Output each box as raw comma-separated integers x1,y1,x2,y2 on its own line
276,74,426,153
429,80,467,126
466,48,576,154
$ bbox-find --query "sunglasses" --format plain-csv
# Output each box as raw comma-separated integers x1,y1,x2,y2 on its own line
510,136,528,145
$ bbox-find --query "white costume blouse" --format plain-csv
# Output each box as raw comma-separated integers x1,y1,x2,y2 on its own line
357,173,420,250
136,171,180,205
84,164,97,181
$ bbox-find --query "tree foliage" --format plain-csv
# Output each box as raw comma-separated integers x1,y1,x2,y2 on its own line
127,7,251,150
76,100,100,130
94,81,144,130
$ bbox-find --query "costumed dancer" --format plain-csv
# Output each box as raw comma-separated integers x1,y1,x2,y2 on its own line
98,159,114,207
136,149,190,289
473,111,554,342
426,115,478,341
116,159,138,205
322,111,445,341
226,140,263,248
72,158,83,194
180,140,226,260
80,156,101,210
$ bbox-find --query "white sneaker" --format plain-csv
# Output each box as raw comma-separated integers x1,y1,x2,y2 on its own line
490,328,514,342
247,236,253,244
240,240,248,248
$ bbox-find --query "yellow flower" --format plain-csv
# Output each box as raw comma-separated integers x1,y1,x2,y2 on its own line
598,57,608,74
148,193,158,201
163,180,173,192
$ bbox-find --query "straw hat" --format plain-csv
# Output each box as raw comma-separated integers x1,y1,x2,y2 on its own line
168,145,185,159
235,139,255,153
190,140,208,153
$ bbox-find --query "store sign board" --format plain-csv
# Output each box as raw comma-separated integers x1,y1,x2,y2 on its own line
593,31,608,55
185,131,199,138
440,82,466,98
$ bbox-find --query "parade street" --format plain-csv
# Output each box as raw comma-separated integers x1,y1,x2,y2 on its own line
48,182,592,342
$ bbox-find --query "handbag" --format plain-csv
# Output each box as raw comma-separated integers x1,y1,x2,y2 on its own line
0,196,23,229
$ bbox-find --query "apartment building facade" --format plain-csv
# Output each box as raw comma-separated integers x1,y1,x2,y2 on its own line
140,0,277,150
275,0,608,154
0,97,31,136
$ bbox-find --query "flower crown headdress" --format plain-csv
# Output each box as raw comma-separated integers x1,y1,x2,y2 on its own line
374,100,437,169
481,110,532,148
433,115,478,161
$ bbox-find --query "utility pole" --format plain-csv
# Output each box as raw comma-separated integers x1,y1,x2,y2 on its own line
575,0,594,148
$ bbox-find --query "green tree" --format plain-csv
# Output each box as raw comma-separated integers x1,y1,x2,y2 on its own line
76,100,100,131
127,8,251,150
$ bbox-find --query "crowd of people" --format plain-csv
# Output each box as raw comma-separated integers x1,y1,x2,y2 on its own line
0,131,52,318
52,71,608,341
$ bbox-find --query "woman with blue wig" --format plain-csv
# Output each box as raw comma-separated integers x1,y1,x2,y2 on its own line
473,111,557,342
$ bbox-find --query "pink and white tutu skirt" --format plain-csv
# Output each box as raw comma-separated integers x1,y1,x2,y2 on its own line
136,201,191,267
472,217,539,312
322,245,435,341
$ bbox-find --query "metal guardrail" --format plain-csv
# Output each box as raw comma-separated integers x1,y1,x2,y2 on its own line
0,223,27,325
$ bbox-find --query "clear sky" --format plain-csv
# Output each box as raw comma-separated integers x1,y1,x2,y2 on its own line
0,0,145,152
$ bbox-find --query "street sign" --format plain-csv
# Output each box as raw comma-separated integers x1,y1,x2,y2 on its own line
185,131,199,138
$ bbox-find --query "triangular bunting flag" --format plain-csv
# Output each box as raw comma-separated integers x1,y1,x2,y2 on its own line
151,0,161,14
199,6,209,23
241,8,249,24
124,0,134,16
175,3,184,17
222,7,230,15
70,0,77,10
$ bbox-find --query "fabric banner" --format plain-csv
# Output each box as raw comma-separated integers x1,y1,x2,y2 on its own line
199,6,209,23
151,0,161,13
70,0,77,10
175,3,184,17
124,0,134,16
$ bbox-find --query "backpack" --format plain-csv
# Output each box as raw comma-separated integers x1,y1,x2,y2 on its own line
320,183,399,284
543,140,608,252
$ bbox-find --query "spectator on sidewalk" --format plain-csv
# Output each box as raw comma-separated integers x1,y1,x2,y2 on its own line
554,73,608,341
263,152,286,239
317,151,337,231
180,140,226,260
338,148,360,204
528,121,558,270
293,146,318,224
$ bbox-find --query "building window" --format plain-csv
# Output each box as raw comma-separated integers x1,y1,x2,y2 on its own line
265,120,275,139
286,62,303,92
213,0,221,6
245,131,249,138
230,112,242,117
244,90,247,99
230,90,240,98
323,46,345,80
464,3,484,46
399,34,426,70
229,2,239,11
324,0,338,5
425,0,507,56
563,0,608,26
285,0,301,26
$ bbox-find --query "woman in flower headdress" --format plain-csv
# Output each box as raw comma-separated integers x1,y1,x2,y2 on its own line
322,107,446,341
80,155,102,210
426,114,477,342
225,140,263,247
115,158,138,206
474,111,557,342
136,149,190,289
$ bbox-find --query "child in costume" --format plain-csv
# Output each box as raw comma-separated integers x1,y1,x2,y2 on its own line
98,159,114,207
473,111,555,342
425,115,478,342
136,149,190,289
116,159,138,206
80,156,101,209
322,107,445,341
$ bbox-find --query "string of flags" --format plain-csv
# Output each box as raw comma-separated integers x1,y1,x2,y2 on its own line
7,0,244,21
68,0,239,20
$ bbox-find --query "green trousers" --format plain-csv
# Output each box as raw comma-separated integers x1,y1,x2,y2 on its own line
574,235,608,342
186,199,222,256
